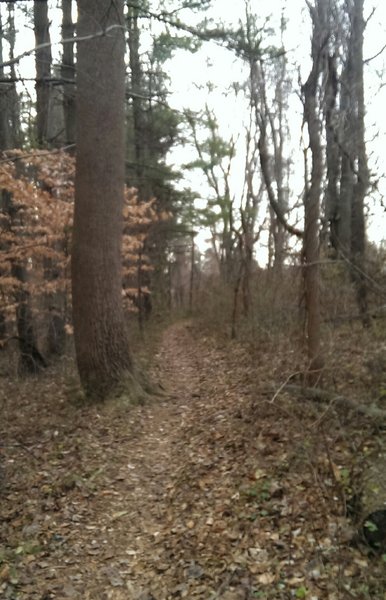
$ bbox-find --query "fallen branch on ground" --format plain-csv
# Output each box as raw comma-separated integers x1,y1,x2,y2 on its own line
282,384,386,421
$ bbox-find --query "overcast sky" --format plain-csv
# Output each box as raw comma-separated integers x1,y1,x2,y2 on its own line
165,0,386,251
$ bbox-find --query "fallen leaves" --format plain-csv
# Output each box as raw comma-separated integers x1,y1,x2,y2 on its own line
1,321,386,598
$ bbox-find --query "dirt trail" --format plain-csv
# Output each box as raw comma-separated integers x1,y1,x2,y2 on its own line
80,321,208,598
1,321,384,599
1,321,249,600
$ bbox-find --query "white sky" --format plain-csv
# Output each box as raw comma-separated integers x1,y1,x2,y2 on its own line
165,0,386,253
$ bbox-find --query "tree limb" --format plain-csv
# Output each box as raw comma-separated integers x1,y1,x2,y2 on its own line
258,133,303,238
0,24,126,70
284,384,386,421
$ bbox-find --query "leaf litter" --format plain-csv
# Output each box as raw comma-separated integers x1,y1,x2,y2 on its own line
0,321,385,599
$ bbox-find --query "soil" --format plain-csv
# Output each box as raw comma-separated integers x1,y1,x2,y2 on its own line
1,321,385,599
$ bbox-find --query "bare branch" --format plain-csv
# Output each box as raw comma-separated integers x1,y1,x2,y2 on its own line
0,145,75,165
0,24,126,70
364,42,386,64
284,384,386,421
258,132,303,238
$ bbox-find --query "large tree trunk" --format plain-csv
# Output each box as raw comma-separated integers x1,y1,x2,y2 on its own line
72,0,134,399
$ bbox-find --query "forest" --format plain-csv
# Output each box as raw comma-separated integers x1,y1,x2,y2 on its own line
0,0,386,598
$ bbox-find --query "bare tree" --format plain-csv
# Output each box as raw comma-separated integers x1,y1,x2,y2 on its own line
301,0,327,382
34,0,52,146
0,9,10,151
6,4,21,148
324,0,370,325
0,5,45,373
61,0,76,147
185,106,237,283
127,1,149,201
238,116,265,317
349,0,370,326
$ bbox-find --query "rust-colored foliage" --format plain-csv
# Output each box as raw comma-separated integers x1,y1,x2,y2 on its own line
0,149,168,332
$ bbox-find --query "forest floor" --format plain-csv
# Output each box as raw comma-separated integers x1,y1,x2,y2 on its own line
1,320,386,600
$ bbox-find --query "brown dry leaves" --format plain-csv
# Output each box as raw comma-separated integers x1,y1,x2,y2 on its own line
1,321,386,599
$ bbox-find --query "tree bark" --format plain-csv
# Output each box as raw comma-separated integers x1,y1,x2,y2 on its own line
0,10,10,342
12,263,47,374
189,234,195,313
324,51,341,251
127,3,148,199
337,50,355,256
7,4,21,148
0,188,46,374
271,39,289,271
301,0,326,383
72,0,134,399
241,243,252,317
34,0,52,147
2,11,43,372
0,10,10,151
324,0,370,325
61,0,76,147
350,0,370,327
34,1,70,356
258,125,303,239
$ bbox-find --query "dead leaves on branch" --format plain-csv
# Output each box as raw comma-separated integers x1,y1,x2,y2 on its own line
0,149,172,326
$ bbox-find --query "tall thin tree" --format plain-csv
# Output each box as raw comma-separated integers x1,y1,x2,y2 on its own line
62,0,76,147
301,0,326,382
34,0,52,146
349,0,370,326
